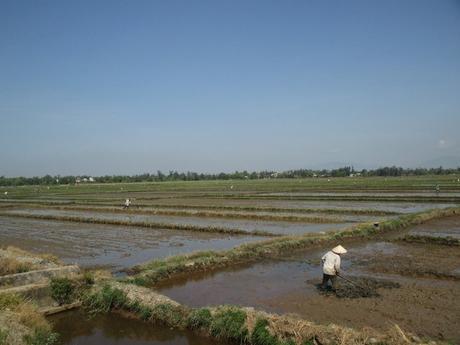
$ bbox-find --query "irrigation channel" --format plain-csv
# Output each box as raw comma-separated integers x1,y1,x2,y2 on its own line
154,215,460,343
49,310,230,345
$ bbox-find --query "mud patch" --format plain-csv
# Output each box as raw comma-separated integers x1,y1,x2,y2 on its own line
318,276,400,298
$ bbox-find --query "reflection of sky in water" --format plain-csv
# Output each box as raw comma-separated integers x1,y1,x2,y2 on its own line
0,217,265,271
5,209,350,235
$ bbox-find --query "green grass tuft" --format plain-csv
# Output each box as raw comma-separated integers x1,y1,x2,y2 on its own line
0,293,23,310
0,329,8,345
250,318,295,345
210,306,248,342
150,303,187,328
187,308,212,330
82,285,128,314
50,277,75,305
23,329,59,345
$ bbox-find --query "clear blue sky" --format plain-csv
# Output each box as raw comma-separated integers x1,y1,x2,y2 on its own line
1,0,459,176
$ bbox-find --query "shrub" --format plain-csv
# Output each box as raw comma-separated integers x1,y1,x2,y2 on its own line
210,307,248,342
50,277,75,305
187,308,212,330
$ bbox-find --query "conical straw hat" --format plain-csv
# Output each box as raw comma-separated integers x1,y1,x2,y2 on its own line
332,245,347,254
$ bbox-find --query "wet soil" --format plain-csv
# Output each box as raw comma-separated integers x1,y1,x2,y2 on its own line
144,198,456,214
317,276,400,298
407,215,460,239
49,310,225,345
351,241,460,280
0,216,265,271
156,236,460,342
3,208,350,235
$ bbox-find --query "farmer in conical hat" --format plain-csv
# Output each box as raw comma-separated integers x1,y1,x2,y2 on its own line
321,245,347,291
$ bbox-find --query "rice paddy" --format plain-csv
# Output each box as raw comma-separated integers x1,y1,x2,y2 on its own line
1,176,459,344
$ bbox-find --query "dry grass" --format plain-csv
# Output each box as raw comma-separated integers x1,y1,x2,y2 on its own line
0,257,32,276
16,302,50,332
0,246,60,276
0,293,49,331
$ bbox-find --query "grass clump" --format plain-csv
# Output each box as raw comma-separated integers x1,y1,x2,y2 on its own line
0,256,32,275
23,329,58,345
127,300,153,320
187,308,212,330
210,306,248,343
251,318,296,345
0,329,8,345
83,285,128,314
0,293,23,310
50,277,75,305
150,303,188,328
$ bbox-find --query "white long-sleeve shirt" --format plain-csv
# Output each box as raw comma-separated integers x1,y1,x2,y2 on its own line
322,251,341,275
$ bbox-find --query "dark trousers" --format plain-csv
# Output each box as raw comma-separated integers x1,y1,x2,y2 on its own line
322,274,337,290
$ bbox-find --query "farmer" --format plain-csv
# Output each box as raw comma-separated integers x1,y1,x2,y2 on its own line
321,245,347,290
123,198,131,209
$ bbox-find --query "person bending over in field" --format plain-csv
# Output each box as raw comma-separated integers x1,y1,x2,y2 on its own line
123,198,131,209
321,245,347,291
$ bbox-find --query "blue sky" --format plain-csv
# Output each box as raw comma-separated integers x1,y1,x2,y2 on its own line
1,0,459,176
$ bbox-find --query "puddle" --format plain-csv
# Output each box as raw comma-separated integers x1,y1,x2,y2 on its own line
0,217,265,271
49,310,226,345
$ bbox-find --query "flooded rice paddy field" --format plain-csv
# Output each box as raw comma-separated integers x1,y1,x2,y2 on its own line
407,215,460,239
155,216,460,342
1,208,350,235
49,310,226,345
0,216,265,271
136,198,456,214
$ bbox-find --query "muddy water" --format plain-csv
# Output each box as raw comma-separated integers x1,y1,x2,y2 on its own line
145,198,456,214
157,237,460,341
49,310,225,345
0,217,265,271
3,209,350,235
407,215,460,239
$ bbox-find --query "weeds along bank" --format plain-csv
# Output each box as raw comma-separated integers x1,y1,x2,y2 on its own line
0,265,452,345
76,281,447,345
129,207,460,286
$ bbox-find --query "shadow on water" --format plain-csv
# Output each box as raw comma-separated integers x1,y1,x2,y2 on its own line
49,310,226,345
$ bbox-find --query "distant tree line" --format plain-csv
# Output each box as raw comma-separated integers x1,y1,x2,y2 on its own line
0,166,459,187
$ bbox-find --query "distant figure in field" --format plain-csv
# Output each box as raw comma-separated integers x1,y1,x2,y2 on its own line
123,198,131,209
435,184,440,194
321,245,347,291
